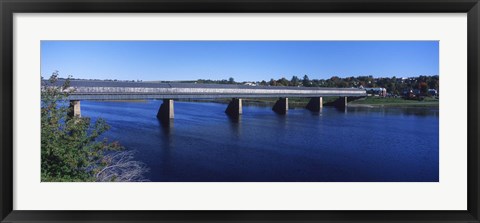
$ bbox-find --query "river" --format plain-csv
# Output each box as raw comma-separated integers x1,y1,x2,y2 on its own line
81,100,439,182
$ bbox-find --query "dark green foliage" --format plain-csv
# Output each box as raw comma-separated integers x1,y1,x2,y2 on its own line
194,74,438,97
268,78,276,86
290,76,300,86
277,77,289,86
260,75,439,95
197,75,438,95
41,72,123,182
197,78,237,85
302,75,311,87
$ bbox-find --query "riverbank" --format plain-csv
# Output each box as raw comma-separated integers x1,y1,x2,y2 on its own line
95,97,439,108
348,97,439,108
177,97,338,108
179,97,439,108
93,99,149,103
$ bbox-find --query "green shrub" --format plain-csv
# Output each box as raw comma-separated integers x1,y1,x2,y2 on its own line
41,72,147,182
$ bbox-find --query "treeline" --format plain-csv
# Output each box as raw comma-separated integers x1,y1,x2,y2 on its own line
196,75,439,96
59,77,143,82
196,77,236,85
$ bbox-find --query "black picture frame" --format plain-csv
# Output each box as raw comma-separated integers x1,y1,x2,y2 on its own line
1,0,479,222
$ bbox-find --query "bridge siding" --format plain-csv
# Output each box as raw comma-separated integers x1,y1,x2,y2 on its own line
72,86,365,94
67,93,365,100
66,87,365,100
56,80,364,91
46,80,366,100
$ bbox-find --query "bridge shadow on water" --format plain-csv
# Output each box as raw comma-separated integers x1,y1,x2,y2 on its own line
227,114,243,139
307,107,323,116
271,112,291,132
227,114,241,124
158,119,174,135
335,106,348,113
156,119,176,180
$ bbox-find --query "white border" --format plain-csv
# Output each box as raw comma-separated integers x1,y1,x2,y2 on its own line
13,13,467,210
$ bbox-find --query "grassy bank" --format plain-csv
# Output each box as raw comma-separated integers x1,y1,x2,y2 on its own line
95,97,439,108
93,99,149,103
348,96,439,107
177,97,340,108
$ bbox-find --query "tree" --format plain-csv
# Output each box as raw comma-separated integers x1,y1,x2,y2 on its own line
269,78,277,86
419,82,429,95
41,72,148,182
290,76,300,86
278,77,289,86
228,77,235,84
302,75,311,87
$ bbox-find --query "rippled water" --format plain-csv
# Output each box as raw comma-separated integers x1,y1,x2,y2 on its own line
81,100,439,182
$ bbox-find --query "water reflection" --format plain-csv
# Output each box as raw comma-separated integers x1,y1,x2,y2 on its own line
335,106,348,113
158,119,174,136
307,107,323,117
347,106,439,117
227,115,242,139
227,113,242,123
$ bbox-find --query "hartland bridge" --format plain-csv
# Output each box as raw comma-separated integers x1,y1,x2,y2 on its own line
49,80,367,122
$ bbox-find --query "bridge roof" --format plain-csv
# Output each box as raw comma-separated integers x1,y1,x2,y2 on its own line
53,80,351,90
46,80,367,100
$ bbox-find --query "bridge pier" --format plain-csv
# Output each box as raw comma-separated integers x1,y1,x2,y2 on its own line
225,98,242,117
68,100,81,118
157,99,174,122
306,97,323,112
334,96,348,110
272,97,288,114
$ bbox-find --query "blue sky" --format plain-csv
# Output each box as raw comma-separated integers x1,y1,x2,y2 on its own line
41,41,439,82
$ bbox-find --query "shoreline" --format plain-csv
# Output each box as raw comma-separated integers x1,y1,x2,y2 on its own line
347,103,439,108
94,98,439,108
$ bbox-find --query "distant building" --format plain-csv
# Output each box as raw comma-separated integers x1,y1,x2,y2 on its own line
244,82,257,86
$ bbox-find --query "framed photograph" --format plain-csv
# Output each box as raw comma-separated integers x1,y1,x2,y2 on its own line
1,0,479,222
